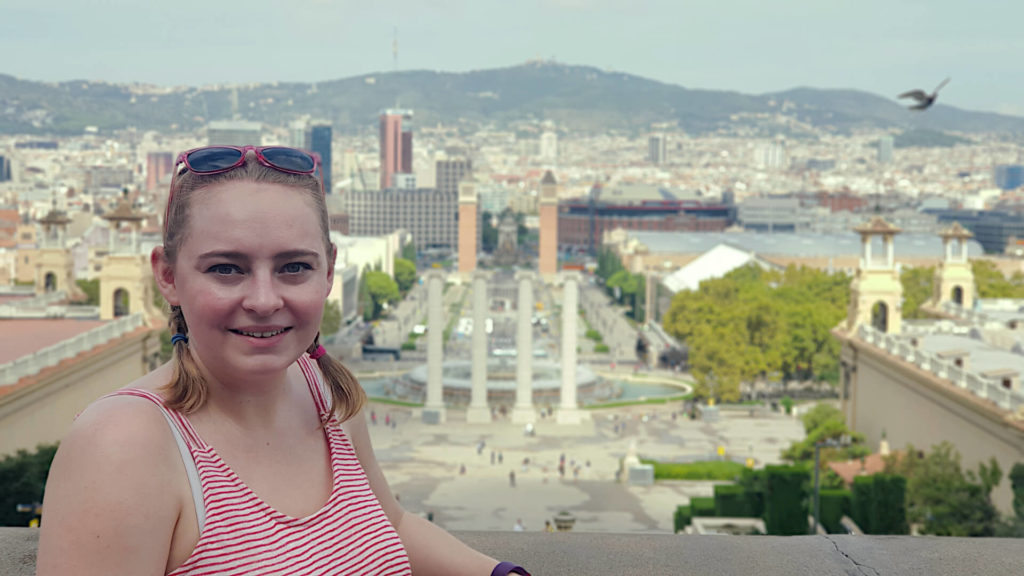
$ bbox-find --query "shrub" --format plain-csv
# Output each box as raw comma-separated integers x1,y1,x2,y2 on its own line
714,484,755,517
851,475,874,533
640,460,746,481
401,341,416,351
585,329,603,342
674,505,692,532
594,344,610,353
764,465,810,535
871,474,908,534
690,497,716,518
818,490,851,534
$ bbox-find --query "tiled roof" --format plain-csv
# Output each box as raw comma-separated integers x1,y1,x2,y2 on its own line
0,318,107,364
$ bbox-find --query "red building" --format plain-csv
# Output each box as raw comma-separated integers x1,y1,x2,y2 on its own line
379,109,413,189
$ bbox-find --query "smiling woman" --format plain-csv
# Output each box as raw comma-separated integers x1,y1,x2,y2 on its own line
35,148,528,576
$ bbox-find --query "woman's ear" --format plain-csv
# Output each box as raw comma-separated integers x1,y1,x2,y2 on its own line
151,246,180,306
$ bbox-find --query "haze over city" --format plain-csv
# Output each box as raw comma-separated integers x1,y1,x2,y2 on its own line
3,0,1024,116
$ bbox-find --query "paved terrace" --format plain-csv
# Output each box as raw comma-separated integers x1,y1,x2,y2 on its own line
5,528,1024,575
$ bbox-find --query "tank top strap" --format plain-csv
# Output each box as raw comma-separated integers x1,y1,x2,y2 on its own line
297,356,331,417
102,388,207,450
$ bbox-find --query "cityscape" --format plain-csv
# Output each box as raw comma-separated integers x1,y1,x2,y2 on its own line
4,51,1024,574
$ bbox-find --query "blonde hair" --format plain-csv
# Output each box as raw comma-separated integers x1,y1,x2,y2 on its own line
160,154,365,422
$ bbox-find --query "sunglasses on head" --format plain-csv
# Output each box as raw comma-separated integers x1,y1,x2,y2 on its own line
165,146,323,233
175,145,321,177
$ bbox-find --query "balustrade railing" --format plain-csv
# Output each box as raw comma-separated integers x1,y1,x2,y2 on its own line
0,314,144,387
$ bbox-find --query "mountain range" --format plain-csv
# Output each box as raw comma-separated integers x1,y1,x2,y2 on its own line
2,62,1022,138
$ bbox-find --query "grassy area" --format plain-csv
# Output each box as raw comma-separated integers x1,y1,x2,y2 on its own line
367,397,423,408
639,459,746,481
584,393,691,410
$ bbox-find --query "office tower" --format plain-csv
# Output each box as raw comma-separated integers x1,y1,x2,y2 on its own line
290,119,310,149
648,134,667,164
145,152,174,191
538,171,558,277
309,124,332,194
994,165,1024,191
878,135,894,164
436,157,472,196
540,131,558,162
345,188,457,251
207,120,262,146
0,155,10,182
458,179,478,275
379,109,413,189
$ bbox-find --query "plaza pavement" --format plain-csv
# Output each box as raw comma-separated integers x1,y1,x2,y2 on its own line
365,400,806,534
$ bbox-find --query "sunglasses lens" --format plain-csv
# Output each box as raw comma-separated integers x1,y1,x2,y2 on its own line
262,147,316,173
186,147,244,173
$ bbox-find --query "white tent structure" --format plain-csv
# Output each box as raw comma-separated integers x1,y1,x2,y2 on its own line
662,243,779,294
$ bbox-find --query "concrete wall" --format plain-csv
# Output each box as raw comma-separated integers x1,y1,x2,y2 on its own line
0,328,160,457
6,529,1024,576
846,339,1024,514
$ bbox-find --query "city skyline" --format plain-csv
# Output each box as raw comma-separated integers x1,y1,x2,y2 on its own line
2,0,1023,117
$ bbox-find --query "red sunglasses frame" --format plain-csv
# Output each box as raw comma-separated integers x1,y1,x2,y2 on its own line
164,146,324,233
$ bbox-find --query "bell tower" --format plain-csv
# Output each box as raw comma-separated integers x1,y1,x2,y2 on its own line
927,221,975,309
843,216,904,335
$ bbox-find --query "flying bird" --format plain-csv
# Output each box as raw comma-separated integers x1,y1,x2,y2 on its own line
898,78,950,111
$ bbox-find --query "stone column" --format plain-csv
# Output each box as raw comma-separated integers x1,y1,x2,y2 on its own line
558,272,582,424
467,271,491,423
423,270,446,424
512,271,536,424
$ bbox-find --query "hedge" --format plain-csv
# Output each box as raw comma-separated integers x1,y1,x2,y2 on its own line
674,505,692,532
640,460,746,481
714,484,755,517
764,465,809,535
594,343,610,353
851,475,875,534
819,490,851,534
871,474,908,534
738,468,766,518
690,497,716,518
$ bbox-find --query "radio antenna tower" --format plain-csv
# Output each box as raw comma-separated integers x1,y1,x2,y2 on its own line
392,26,398,72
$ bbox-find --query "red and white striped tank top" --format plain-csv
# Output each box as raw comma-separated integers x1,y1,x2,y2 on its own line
108,356,411,576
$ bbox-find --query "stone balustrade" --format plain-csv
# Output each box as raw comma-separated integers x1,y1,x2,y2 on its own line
0,313,144,386
856,323,1024,412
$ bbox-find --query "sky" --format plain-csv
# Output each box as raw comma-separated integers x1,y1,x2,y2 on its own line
2,0,1023,116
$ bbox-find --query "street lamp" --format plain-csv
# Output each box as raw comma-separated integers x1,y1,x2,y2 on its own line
811,435,850,535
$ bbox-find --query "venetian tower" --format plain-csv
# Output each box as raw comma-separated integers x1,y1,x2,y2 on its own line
538,171,558,280
842,216,904,335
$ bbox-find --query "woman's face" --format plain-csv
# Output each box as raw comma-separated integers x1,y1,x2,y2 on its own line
158,180,333,383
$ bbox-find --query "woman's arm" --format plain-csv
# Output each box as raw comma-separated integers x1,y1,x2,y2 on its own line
343,410,501,576
36,397,185,576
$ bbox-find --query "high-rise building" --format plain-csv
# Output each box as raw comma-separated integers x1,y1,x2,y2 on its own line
207,120,262,146
145,152,174,191
436,158,472,196
538,171,559,277
540,131,558,163
994,165,1024,191
345,188,457,252
379,109,413,189
648,134,667,164
309,124,332,194
878,135,894,164
0,155,10,182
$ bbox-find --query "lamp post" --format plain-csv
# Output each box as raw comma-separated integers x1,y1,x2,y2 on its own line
811,436,849,535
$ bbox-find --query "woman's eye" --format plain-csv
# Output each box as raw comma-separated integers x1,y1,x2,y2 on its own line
282,262,312,274
209,264,240,275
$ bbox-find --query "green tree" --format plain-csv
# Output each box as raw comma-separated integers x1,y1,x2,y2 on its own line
900,265,936,319
0,444,58,526
365,270,400,320
320,300,341,336
885,442,1000,536
973,260,1024,298
401,241,416,262
394,258,417,294
358,270,374,322
75,278,100,306
481,211,498,253
782,403,868,463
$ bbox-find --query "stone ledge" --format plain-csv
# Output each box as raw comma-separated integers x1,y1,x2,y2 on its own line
5,527,1024,575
